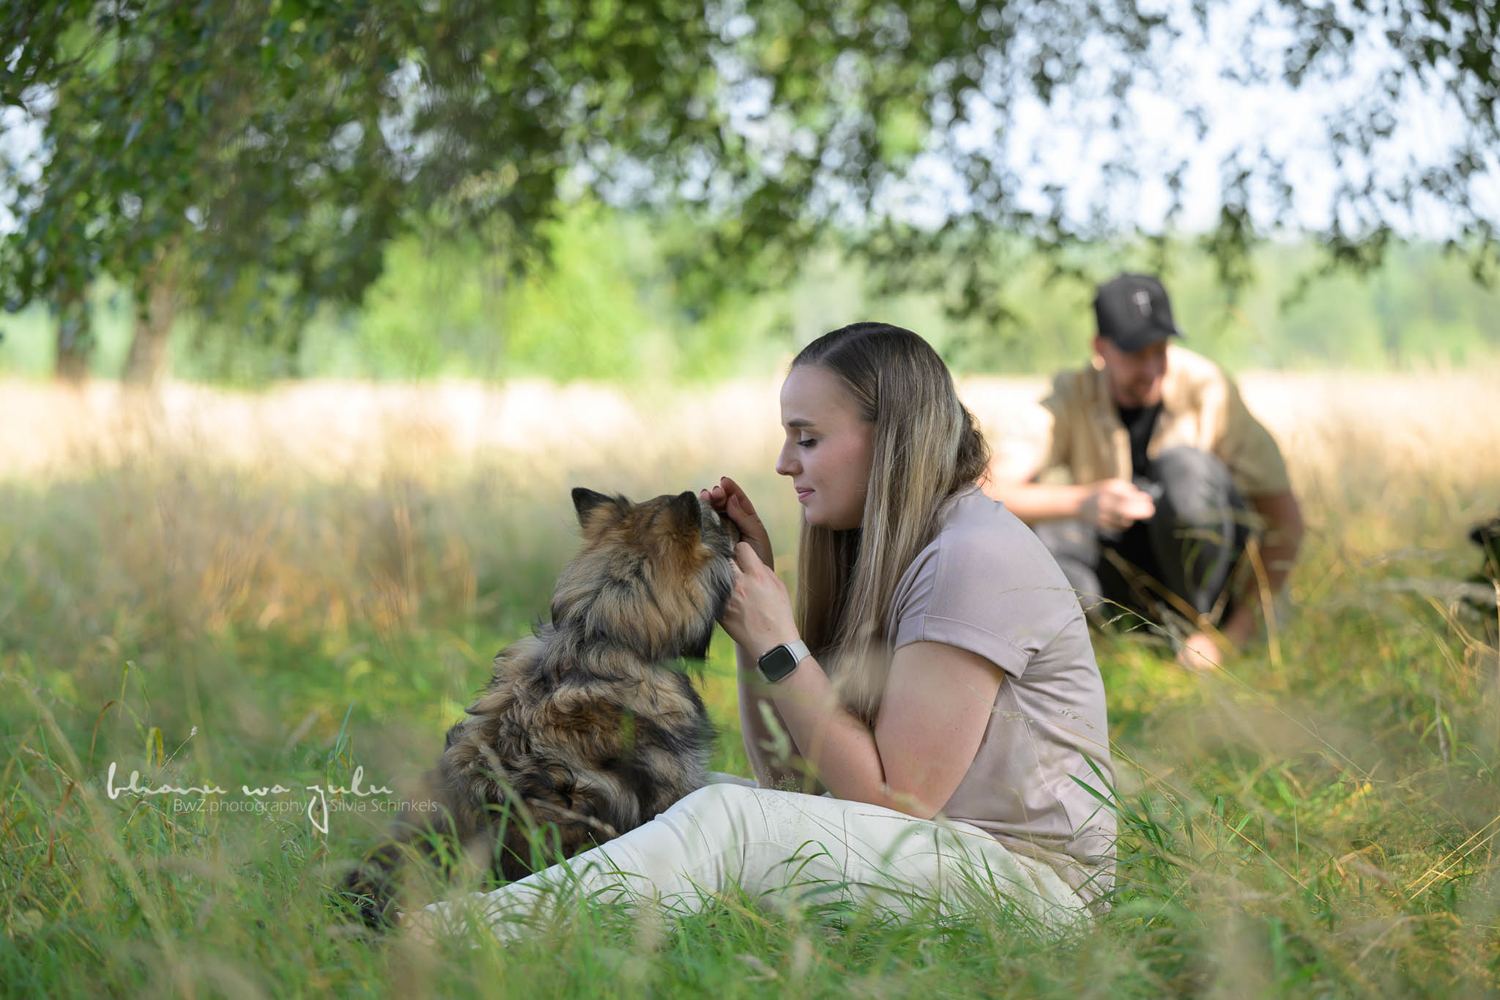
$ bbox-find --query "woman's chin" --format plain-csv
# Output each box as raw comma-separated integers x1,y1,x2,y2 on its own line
804,508,860,532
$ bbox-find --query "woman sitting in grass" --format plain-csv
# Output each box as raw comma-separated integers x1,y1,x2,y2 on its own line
408,322,1115,940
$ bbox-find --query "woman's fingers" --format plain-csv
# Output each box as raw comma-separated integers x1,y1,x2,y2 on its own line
720,476,758,517
704,478,774,566
734,540,764,571
700,484,732,513
720,540,798,655
706,476,765,524
729,497,775,566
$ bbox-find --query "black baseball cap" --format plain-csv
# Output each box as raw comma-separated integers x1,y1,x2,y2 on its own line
1093,273,1182,353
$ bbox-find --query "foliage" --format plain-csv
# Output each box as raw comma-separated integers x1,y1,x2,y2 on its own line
0,0,419,367
3,0,1497,378
3,213,1497,382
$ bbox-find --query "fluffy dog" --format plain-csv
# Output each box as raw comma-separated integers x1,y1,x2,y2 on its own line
341,487,740,928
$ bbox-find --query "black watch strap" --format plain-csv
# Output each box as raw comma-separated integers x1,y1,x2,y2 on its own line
757,640,810,683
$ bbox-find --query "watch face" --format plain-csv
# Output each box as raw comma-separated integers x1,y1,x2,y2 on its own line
758,644,799,682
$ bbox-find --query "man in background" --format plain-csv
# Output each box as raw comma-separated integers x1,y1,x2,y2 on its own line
985,273,1304,670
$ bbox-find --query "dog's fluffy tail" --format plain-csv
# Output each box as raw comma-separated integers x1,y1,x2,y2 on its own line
336,774,466,932
340,839,406,930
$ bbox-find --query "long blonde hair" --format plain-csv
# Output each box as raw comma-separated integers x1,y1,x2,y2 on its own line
792,323,991,725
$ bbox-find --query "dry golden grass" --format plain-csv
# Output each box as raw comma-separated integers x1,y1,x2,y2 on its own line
2,368,1498,996
7,367,1497,498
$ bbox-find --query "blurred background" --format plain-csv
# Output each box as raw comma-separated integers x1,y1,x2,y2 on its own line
2,2,1499,995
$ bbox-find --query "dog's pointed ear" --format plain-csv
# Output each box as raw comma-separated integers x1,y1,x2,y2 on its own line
573,488,622,530
671,491,704,534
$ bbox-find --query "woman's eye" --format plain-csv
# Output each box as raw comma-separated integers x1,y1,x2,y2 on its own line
797,439,816,448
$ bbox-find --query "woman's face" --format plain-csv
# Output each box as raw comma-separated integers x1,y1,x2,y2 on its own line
775,363,876,531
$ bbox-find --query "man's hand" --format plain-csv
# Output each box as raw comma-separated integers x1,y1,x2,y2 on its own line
701,476,775,569
1080,478,1157,533
1176,630,1223,671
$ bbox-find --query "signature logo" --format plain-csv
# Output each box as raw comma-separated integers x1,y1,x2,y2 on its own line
105,761,394,834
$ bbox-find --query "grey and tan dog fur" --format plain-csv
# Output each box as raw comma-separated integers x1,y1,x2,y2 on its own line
341,487,741,928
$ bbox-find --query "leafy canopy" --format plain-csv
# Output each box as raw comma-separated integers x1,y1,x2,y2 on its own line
2,0,1496,330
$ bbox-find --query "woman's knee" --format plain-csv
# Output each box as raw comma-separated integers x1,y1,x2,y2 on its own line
664,782,768,836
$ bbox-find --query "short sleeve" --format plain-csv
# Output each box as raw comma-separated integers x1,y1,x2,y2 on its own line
1216,378,1291,496
1034,375,1073,481
888,506,1080,680
988,400,1056,485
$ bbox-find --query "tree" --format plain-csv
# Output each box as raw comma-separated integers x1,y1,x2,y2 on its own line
2,0,419,383
3,0,1495,381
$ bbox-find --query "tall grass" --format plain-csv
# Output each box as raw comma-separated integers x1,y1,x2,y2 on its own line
1,371,1497,997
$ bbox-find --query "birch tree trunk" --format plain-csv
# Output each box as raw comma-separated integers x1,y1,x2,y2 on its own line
54,285,92,383
121,264,178,388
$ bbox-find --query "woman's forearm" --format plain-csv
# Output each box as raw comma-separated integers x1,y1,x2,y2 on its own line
736,644,805,787
760,655,902,811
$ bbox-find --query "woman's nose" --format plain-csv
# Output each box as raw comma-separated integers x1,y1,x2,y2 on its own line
775,447,798,477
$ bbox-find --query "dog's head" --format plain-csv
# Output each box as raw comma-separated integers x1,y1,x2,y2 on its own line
550,488,742,660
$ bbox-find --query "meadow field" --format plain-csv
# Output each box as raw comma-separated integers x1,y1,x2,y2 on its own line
1,369,1498,998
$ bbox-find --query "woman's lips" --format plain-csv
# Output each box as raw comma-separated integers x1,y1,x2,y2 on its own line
796,488,814,504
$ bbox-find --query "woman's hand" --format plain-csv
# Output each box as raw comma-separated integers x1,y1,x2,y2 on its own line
700,476,774,570
719,542,800,663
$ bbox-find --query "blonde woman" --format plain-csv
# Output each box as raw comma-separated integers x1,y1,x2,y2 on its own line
409,323,1114,941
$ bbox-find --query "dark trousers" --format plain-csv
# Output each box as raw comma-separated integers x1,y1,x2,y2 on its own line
1034,447,1252,629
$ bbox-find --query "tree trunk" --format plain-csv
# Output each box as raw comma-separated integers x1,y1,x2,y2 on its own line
55,285,92,383
122,268,178,388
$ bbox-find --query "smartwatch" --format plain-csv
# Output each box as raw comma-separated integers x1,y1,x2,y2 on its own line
757,640,810,683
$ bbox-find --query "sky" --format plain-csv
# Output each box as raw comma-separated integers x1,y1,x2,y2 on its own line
879,0,1500,239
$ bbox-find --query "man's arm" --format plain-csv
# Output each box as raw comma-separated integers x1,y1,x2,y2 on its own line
983,479,1093,522
1219,489,1304,645
981,385,1091,525
985,473,1158,532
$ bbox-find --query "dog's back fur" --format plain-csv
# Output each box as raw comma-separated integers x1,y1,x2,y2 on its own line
341,487,740,928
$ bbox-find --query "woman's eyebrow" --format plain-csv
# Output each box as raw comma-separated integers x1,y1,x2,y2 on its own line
784,418,814,429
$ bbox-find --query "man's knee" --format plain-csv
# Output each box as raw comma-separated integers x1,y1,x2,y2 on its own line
1032,519,1109,619
1033,518,1098,565
1150,447,1239,524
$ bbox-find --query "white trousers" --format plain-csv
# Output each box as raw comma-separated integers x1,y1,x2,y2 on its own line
419,776,1091,941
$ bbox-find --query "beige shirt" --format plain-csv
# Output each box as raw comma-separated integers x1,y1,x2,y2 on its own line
1035,344,1291,496
886,486,1116,902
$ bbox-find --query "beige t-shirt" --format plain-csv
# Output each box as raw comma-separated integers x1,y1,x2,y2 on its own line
886,486,1116,902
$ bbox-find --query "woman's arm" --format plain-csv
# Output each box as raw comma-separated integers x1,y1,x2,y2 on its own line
757,640,1002,817
722,542,1002,818
699,477,813,787
736,643,811,788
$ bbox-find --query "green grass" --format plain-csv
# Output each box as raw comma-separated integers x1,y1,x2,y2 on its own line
1,422,1498,998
